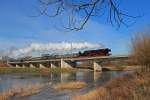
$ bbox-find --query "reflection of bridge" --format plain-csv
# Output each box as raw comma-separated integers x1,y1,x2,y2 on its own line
7,55,128,71
49,71,108,84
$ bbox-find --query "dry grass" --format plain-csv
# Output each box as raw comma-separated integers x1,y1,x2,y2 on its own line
53,81,87,90
0,83,44,100
73,70,150,100
0,67,79,74
130,32,150,69
73,32,150,100
18,83,44,97
73,87,109,100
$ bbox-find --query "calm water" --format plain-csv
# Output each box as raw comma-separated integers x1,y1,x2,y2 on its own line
0,71,129,100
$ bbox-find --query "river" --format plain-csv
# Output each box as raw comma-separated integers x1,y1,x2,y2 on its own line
0,71,129,100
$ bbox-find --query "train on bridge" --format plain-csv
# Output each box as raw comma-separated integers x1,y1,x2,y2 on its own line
31,48,111,60
15,48,111,61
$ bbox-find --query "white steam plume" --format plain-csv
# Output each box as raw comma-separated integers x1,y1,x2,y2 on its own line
5,42,104,58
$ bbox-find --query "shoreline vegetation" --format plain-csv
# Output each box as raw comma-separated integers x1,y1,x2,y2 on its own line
0,65,140,74
0,67,79,74
0,83,44,100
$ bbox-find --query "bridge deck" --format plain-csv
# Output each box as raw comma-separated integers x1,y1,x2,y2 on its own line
8,55,128,64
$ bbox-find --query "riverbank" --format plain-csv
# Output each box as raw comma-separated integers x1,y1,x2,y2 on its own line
0,65,140,74
0,67,79,74
0,83,44,100
102,65,141,71
73,69,150,100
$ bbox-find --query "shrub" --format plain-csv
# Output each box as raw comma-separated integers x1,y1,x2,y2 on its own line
130,32,150,70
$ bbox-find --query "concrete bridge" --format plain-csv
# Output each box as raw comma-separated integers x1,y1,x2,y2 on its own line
7,55,128,71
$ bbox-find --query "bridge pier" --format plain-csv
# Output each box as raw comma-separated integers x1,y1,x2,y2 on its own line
30,64,36,68
51,62,58,68
16,64,21,68
22,64,26,68
39,63,46,68
93,61,102,71
61,59,75,68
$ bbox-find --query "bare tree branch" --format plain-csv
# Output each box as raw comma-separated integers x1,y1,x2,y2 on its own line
35,0,139,31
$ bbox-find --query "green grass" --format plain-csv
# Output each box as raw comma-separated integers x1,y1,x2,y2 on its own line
0,67,78,74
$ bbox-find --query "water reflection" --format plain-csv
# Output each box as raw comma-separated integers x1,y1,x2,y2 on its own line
0,71,129,100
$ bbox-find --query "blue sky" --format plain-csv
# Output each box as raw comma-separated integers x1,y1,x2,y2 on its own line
0,0,150,57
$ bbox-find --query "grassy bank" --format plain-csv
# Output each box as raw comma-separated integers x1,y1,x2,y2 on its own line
0,67,78,74
73,70,150,100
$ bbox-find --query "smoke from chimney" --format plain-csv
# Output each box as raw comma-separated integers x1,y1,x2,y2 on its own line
0,42,104,58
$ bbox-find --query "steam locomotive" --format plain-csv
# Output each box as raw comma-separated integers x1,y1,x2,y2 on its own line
79,48,111,57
